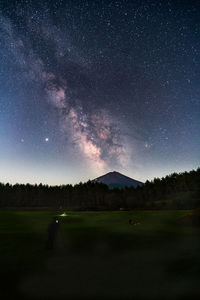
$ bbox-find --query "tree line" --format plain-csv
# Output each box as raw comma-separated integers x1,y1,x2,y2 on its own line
0,168,199,210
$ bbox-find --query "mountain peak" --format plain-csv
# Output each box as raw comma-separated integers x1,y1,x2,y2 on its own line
92,171,143,188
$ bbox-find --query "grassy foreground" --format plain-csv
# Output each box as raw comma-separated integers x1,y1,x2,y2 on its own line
0,210,200,299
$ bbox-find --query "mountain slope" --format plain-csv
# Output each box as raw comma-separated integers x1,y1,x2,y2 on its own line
92,171,143,188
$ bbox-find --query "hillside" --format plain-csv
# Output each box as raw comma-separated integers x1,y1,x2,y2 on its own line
91,171,143,188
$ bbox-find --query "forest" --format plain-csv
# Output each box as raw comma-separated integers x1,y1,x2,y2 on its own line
0,168,199,210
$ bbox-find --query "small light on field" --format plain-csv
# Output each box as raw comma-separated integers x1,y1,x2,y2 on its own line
61,212,67,217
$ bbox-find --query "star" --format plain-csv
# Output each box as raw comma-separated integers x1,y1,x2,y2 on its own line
144,142,152,149
0,0,199,185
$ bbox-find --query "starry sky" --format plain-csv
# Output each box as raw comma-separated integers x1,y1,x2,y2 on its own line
0,0,199,185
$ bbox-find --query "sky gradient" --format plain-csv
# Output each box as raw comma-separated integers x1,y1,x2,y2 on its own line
0,0,199,185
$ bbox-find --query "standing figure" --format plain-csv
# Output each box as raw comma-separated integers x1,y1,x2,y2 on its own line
46,217,60,250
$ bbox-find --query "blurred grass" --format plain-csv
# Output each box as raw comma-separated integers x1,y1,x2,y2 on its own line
0,210,200,299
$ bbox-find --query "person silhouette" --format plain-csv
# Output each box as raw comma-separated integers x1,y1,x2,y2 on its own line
129,219,135,225
46,217,60,250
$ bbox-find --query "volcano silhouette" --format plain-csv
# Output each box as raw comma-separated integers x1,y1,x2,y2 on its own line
92,171,143,188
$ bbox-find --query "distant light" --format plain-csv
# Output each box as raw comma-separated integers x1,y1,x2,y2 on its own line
61,212,66,217
45,137,49,142
56,220,59,223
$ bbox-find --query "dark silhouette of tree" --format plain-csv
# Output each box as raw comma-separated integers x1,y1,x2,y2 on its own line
0,168,199,210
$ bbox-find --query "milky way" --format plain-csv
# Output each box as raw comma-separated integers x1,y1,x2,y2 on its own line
0,0,199,184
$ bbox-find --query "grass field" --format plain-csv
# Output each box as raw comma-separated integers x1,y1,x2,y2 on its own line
0,210,200,299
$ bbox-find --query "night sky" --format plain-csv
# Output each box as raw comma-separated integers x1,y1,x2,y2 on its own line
0,0,199,185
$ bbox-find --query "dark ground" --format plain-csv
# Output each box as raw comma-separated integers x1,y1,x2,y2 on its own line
0,210,200,299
